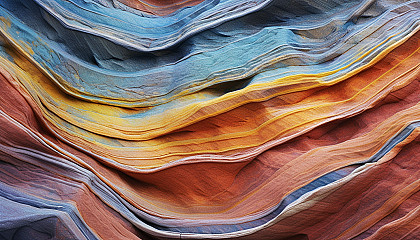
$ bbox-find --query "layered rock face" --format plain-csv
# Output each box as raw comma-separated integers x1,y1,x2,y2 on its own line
0,0,419,239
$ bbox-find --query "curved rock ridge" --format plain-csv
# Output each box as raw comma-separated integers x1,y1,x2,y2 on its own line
23,0,273,51
1,27,419,170
0,0,419,239
2,0,417,106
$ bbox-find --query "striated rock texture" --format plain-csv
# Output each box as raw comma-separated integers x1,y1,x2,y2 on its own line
0,0,419,239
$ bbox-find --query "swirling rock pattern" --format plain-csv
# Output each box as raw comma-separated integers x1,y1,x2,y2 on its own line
0,0,419,239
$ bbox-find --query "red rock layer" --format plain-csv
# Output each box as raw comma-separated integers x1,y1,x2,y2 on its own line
235,134,420,240
115,0,205,16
